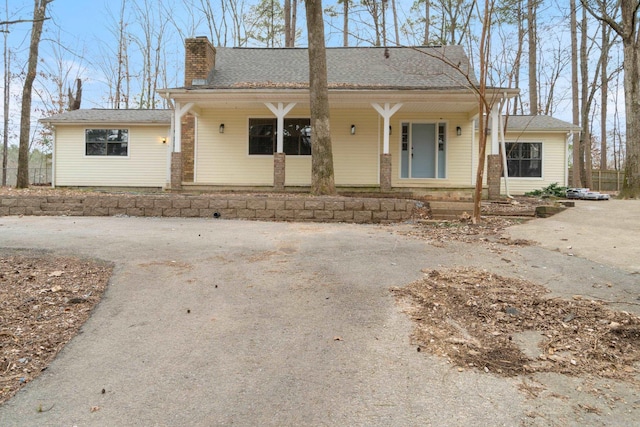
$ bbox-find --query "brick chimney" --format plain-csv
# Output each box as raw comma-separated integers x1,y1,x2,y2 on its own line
184,36,216,87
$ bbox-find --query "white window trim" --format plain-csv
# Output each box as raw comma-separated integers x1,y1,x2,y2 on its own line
84,128,131,158
246,117,312,157
505,141,543,179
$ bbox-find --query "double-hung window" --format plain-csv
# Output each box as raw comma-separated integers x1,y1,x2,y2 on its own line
249,118,311,155
506,142,542,178
85,129,128,156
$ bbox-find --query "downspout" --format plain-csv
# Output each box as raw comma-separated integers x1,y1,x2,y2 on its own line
167,111,175,188
498,93,512,199
50,125,55,188
498,114,512,198
565,131,573,187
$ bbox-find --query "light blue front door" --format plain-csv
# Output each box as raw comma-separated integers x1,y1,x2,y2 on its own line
411,123,436,178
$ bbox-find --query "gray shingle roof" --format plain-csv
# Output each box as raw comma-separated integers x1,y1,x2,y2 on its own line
503,115,580,132
41,109,171,124
197,46,477,90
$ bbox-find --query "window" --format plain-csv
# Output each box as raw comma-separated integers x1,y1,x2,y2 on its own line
249,118,311,155
506,142,542,177
86,129,128,156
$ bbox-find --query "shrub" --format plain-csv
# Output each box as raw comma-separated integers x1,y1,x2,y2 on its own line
524,182,567,198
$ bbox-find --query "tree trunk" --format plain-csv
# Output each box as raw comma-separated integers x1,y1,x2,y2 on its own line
527,0,538,115
16,0,52,189
291,0,297,47
571,0,581,187
423,0,430,45
581,0,640,197
284,0,291,47
619,0,640,197
305,0,336,195
600,4,609,171
473,0,492,223
391,0,399,45
2,23,9,187
68,78,82,110
511,0,524,115
343,0,349,47
580,5,592,189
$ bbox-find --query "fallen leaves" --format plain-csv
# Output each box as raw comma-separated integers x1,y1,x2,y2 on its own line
0,254,113,404
392,267,640,380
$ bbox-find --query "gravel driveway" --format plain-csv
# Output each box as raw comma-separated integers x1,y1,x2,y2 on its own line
0,200,639,426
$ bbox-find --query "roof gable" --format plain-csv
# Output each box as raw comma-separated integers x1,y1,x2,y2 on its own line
503,115,580,132
41,109,171,125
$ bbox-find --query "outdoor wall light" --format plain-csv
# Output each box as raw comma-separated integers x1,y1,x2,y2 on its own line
219,124,225,133
389,126,392,135
456,126,462,136
161,137,167,144
351,124,356,135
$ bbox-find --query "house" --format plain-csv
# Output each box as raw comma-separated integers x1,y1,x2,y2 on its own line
42,36,579,197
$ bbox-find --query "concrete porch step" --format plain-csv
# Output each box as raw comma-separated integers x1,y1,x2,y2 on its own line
428,201,475,220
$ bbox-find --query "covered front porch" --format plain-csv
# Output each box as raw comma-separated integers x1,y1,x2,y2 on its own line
161,88,516,199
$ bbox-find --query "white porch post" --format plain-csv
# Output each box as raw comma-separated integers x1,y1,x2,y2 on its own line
173,102,194,152
372,103,403,191
498,112,511,197
371,103,403,154
169,101,195,190
265,102,296,152
265,102,296,190
491,103,500,154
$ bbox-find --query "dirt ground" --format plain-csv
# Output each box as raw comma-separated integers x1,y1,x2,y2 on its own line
0,255,112,404
392,267,640,379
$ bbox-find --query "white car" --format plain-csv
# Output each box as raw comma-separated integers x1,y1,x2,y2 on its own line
566,188,589,199
583,191,610,200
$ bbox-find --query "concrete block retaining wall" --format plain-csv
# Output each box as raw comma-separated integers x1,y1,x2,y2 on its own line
0,194,417,224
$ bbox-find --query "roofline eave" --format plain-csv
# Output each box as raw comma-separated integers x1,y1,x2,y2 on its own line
160,87,519,102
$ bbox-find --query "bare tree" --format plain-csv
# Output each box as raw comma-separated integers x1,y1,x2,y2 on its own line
582,0,640,197
579,5,593,189
16,0,53,189
527,0,538,114
341,0,350,46
131,0,168,108
473,0,497,222
284,0,298,47
2,0,9,186
68,79,82,110
424,0,431,44
305,0,336,195
600,3,609,171
571,0,581,186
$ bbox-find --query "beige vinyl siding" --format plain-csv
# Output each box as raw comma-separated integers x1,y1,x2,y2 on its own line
331,109,379,185
194,107,379,186
54,125,168,187
390,113,474,188
196,108,280,185
500,131,568,195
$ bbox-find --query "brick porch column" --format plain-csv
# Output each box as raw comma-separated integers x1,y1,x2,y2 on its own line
171,152,183,190
380,153,392,192
487,154,502,200
274,152,286,191
181,115,195,182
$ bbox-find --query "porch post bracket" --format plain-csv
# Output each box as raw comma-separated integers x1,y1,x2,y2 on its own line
265,102,296,153
371,103,403,154
173,102,195,153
